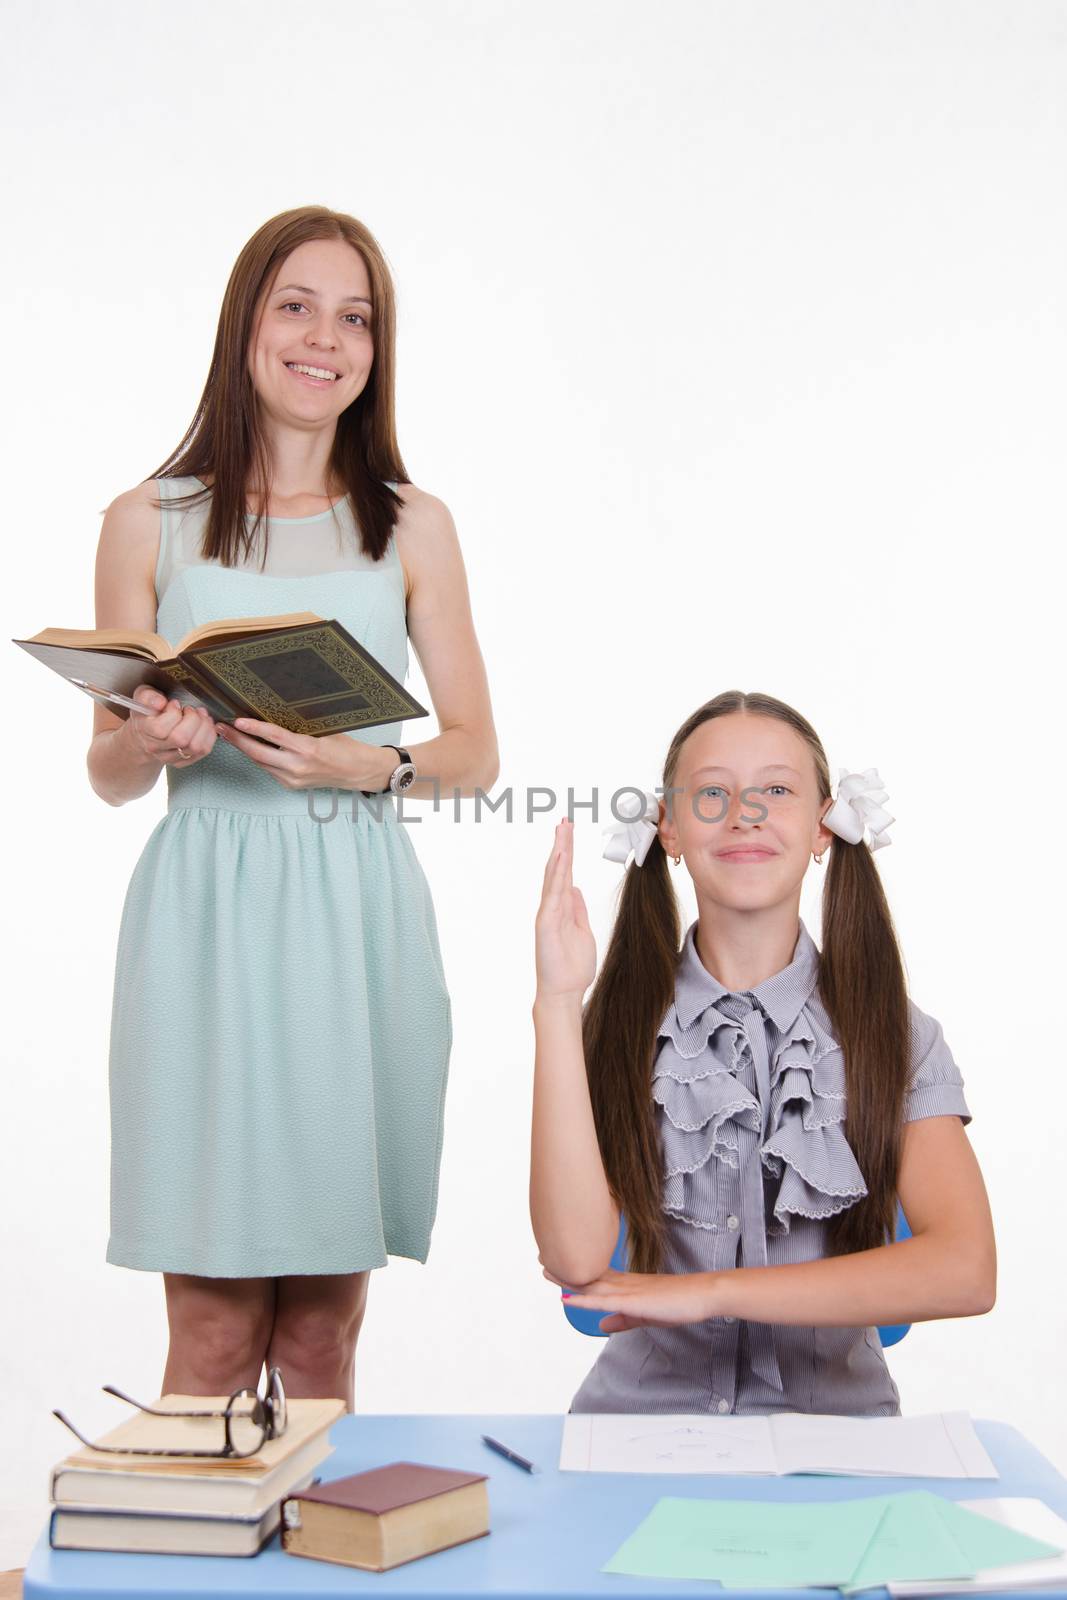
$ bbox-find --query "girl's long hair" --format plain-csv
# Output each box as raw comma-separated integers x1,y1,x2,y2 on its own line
146,205,408,564
584,689,910,1273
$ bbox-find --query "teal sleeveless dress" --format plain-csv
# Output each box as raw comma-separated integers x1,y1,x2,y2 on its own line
106,477,453,1277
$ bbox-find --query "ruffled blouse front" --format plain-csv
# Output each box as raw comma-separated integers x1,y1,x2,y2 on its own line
656,973,866,1240
569,917,971,1418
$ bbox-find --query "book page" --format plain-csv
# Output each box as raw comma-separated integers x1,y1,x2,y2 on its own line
176,612,322,653
771,1411,999,1479
21,626,170,660
21,613,325,661
560,1414,776,1474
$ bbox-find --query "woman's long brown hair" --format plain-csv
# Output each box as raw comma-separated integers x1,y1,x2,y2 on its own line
146,205,409,564
583,689,911,1273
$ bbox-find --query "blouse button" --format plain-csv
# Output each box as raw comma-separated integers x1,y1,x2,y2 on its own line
726,1214,740,1231
716,1398,730,1413
723,1314,736,1324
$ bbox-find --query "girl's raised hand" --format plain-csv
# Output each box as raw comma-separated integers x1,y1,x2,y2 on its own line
535,818,597,1002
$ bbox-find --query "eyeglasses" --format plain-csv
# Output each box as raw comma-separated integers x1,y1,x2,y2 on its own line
52,1365,288,1460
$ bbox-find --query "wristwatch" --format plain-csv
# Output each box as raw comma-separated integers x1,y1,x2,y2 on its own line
384,744,417,794
360,744,417,797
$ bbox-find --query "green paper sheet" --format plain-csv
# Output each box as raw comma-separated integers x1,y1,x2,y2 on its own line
841,1494,975,1592
842,1494,1065,1594
601,1495,889,1587
601,1492,1067,1592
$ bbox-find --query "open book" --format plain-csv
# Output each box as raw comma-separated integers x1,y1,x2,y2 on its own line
13,613,428,737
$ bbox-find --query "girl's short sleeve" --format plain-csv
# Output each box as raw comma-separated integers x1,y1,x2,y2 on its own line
906,1000,972,1124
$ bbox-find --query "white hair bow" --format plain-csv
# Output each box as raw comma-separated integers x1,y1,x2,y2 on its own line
823,767,894,852
602,789,662,867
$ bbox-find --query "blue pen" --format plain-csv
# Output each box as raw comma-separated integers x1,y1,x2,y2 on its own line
481,1434,538,1474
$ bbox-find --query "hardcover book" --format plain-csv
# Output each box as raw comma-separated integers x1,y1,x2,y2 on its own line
14,613,428,736
50,1431,335,1517
52,1394,344,1480
281,1460,490,1571
48,1473,318,1557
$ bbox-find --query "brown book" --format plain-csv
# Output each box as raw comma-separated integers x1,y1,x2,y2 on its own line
13,613,428,737
280,1461,490,1572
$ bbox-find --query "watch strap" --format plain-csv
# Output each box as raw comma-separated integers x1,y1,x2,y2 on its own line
360,744,413,798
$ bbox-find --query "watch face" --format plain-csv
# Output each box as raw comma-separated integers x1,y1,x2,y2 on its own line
391,763,416,792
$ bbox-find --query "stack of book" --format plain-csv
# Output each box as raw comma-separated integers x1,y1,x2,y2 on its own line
48,1395,345,1557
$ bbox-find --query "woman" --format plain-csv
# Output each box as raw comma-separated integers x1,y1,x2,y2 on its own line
89,205,498,1408
531,691,994,1414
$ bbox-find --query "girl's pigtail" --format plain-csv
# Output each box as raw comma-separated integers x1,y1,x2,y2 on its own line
582,829,680,1273
819,836,911,1256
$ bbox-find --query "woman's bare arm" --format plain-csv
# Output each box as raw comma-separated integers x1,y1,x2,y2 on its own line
393,487,499,799
86,483,214,804
530,819,621,1286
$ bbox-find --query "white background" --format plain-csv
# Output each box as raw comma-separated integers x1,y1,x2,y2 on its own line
2,0,1064,1570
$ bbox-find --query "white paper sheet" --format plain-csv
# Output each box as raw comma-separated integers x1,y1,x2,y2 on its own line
772,1412,999,1479
559,1412,998,1479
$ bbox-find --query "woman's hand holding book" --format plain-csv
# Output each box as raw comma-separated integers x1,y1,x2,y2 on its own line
124,686,218,766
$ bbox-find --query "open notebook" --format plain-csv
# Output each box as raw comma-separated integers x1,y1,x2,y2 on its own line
560,1412,998,1478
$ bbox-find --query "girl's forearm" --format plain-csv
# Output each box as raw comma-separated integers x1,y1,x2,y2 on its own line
87,724,163,806
530,994,619,1284
707,1232,996,1327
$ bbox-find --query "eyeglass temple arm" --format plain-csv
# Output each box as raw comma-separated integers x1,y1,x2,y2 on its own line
51,1410,222,1457
101,1383,227,1419
51,1409,98,1449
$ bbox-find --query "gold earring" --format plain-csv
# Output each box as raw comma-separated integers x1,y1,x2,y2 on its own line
672,852,682,866
814,851,825,866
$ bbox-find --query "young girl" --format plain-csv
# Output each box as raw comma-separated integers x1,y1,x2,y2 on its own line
88,206,498,1407
531,690,994,1416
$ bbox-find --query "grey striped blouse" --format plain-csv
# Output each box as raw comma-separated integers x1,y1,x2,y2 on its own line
569,917,971,1417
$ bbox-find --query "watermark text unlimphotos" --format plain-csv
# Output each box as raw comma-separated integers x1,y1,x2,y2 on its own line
306,783,772,826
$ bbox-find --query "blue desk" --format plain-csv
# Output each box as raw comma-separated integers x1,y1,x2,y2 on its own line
23,1415,1067,1599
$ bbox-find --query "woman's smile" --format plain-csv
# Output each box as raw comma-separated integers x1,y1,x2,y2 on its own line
284,359,341,388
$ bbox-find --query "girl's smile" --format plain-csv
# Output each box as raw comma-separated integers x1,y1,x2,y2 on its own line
715,847,778,862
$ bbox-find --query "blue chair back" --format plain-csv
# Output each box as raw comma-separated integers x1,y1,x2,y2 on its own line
563,1206,913,1346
